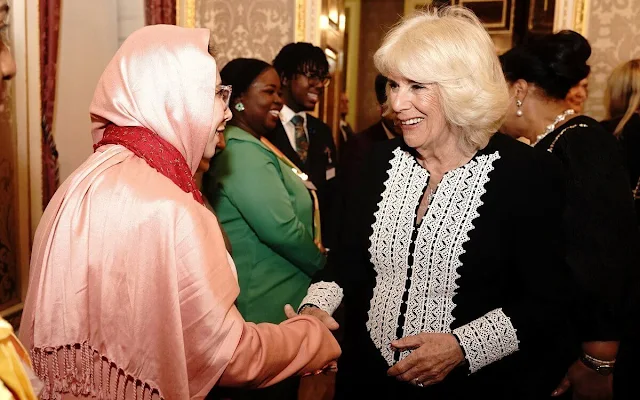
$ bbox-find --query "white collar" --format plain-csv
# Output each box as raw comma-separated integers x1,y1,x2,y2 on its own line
280,104,307,125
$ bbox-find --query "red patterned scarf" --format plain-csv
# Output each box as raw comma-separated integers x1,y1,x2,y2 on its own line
94,125,204,204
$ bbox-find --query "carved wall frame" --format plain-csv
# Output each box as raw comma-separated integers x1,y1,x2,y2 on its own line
553,0,590,37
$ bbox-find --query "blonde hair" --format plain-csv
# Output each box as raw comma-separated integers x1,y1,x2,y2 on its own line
605,59,640,137
374,6,509,153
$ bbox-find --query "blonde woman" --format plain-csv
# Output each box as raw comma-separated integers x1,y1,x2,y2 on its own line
602,59,640,226
297,6,573,399
601,60,640,400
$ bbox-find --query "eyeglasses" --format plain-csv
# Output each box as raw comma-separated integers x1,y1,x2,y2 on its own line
216,84,232,109
298,71,331,87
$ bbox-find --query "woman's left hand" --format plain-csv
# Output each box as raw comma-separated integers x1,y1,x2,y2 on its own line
387,333,465,387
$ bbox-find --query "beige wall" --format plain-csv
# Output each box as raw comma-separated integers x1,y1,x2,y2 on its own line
54,0,120,182
195,0,296,67
583,0,640,120
118,0,145,48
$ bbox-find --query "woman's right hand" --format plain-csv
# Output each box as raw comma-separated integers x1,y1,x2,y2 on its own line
284,304,339,331
552,359,613,400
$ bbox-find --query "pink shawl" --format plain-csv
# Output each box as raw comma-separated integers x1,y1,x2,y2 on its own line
19,25,340,400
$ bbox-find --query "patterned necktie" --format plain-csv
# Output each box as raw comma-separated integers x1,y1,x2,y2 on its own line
291,114,309,163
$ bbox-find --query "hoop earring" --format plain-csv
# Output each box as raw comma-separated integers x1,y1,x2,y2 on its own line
515,99,523,117
235,102,245,112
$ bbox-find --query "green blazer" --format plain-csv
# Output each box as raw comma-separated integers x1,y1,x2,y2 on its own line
204,126,326,323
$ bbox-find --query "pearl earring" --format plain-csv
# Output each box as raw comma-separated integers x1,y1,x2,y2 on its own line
235,102,245,112
515,99,523,117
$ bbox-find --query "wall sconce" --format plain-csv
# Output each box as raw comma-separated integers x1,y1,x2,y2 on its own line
320,14,329,30
339,13,346,31
329,9,339,25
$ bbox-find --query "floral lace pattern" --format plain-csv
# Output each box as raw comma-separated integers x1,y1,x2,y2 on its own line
366,147,500,366
452,308,519,373
299,281,344,315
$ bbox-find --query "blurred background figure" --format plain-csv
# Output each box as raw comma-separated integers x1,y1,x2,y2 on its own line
268,42,340,249
337,91,354,160
340,74,401,202
602,59,640,226
565,77,589,113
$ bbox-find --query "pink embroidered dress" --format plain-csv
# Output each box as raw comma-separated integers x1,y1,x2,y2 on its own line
19,24,340,400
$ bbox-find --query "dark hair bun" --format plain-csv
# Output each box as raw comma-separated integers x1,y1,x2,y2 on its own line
500,30,591,100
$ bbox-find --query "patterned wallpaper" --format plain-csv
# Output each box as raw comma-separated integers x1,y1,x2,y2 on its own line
195,0,295,67
0,66,18,313
584,0,640,120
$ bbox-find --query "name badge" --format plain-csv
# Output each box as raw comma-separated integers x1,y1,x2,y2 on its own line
326,167,336,181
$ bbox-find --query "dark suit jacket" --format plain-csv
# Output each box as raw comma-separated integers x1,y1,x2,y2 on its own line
341,121,389,189
265,115,340,248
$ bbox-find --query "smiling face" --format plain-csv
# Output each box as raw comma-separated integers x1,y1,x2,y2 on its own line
565,77,589,113
282,68,327,112
235,67,283,136
203,70,232,159
388,72,449,151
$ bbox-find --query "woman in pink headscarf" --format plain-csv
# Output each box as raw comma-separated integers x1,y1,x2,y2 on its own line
18,25,340,400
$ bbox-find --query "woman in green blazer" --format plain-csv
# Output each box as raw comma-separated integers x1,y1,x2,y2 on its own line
203,58,326,324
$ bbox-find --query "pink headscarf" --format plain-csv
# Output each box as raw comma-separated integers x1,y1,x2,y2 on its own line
90,24,216,174
20,25,244,399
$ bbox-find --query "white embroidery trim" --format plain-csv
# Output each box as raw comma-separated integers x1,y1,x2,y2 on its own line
452,308,520,374
299,281,344,315
366,147,500,366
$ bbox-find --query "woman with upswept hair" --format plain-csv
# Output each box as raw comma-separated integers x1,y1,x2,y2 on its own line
500,31,639,400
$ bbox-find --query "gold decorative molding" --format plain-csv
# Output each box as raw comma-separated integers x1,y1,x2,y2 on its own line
553,0,590,36
177,0,196,28
185,0,196,28
573,0,589,36
295,0,306,42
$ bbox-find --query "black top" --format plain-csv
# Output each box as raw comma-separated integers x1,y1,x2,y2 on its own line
264,116,340,248
304,134,574,399
601,113,640,226
341,121,390,190
535,115,638,341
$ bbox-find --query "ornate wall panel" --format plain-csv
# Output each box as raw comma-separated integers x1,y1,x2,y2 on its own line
583,0,640,120
195,0,296,67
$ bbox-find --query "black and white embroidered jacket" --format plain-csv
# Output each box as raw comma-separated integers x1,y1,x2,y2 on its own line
302,134,575,399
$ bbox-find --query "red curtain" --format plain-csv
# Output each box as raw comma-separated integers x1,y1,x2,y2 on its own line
145,0,177,25
39,0,61,209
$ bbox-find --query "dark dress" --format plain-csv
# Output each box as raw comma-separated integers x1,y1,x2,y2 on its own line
566,114,640,400
535,115,638,342
302,134,574,399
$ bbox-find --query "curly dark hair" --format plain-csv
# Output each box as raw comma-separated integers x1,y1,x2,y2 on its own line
272,42,329,80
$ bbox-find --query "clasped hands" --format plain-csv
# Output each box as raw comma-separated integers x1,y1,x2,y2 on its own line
285,304,465,386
